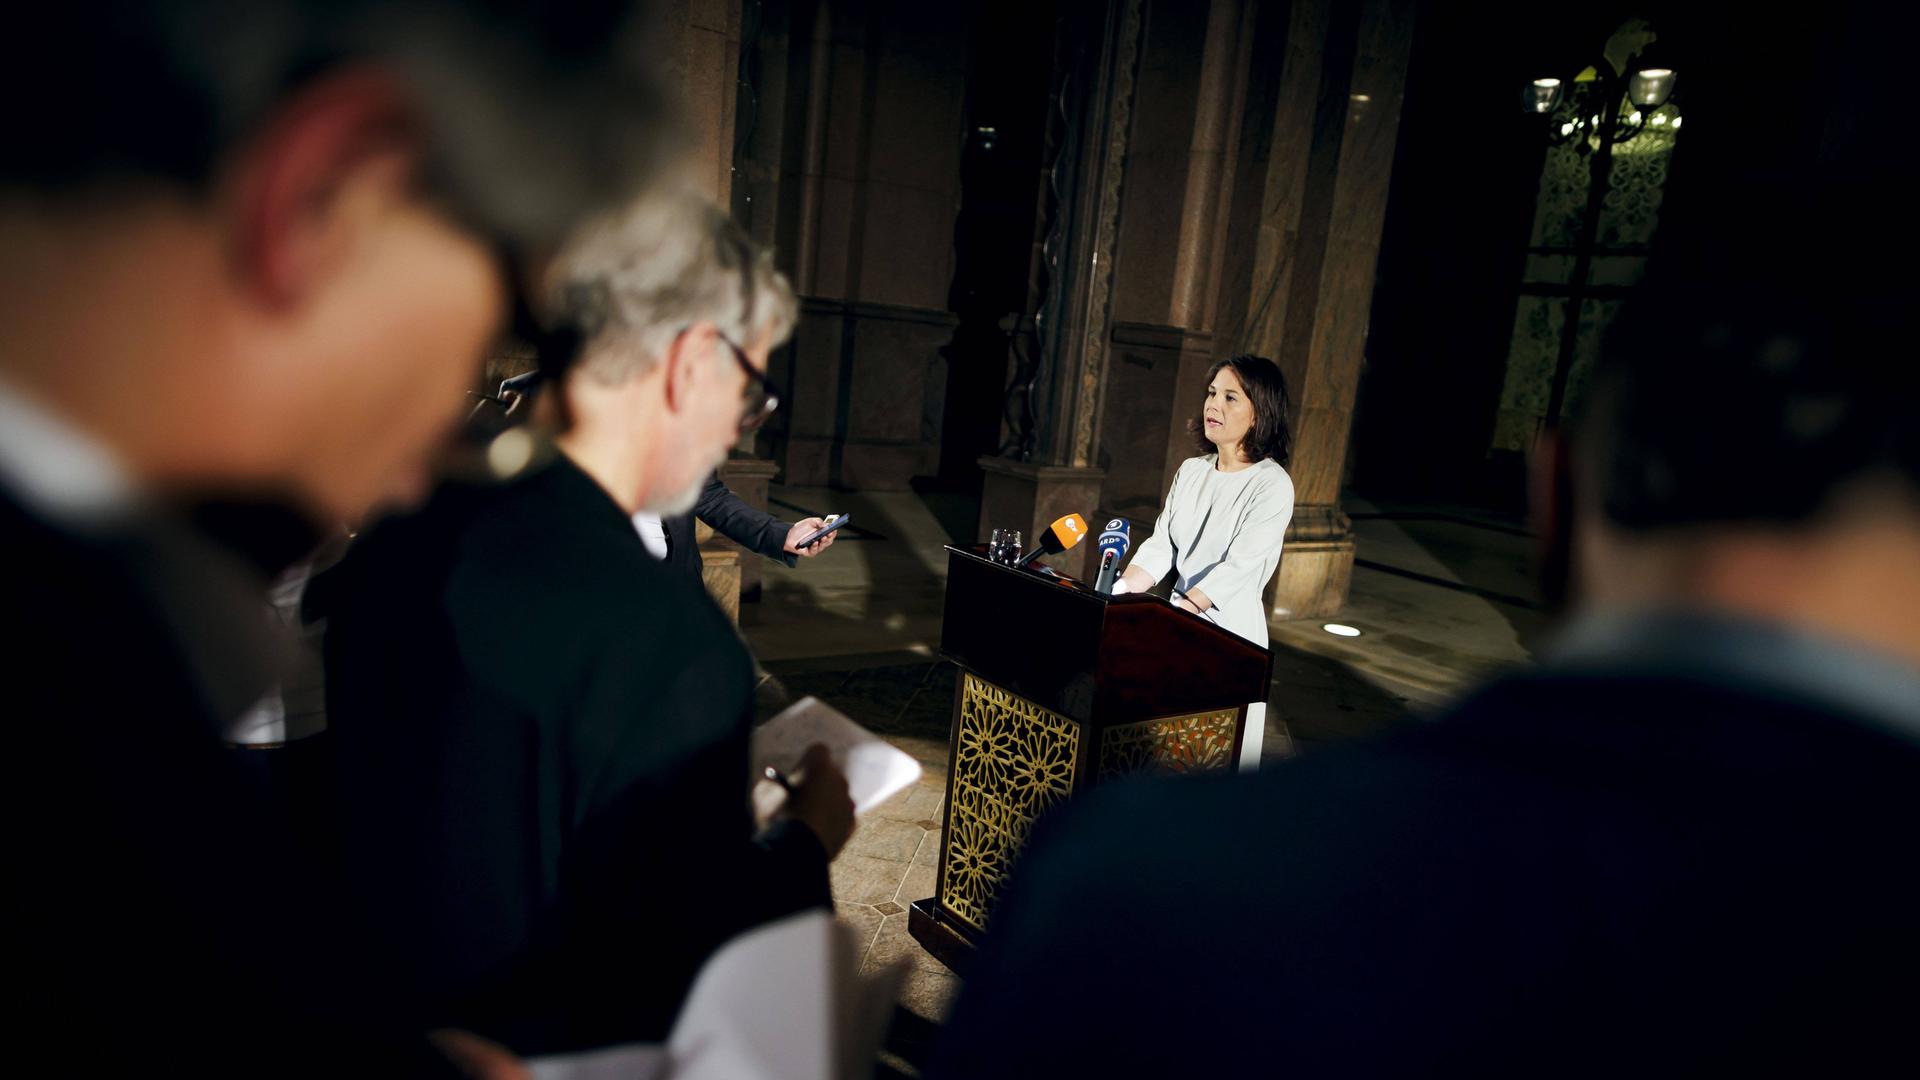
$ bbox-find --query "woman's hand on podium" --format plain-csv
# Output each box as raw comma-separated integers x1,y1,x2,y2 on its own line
1113,565,1153,597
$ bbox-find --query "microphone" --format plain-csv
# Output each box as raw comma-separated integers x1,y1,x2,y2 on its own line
1015,513,1089,569
1093,517,1131,594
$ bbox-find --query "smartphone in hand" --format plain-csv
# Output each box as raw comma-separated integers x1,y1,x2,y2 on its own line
795,513,849,549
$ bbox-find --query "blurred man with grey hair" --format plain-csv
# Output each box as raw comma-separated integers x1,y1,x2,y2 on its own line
322,190,853,1055
0,1,675,1074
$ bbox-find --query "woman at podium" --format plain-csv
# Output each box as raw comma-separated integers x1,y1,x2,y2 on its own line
1112,354,1295,769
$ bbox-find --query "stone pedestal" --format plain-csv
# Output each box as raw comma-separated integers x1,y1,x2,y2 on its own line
1098,323,1210,522
716,455,781,602
697,544,743,624
976,457,1107,580
1267,504,1355,620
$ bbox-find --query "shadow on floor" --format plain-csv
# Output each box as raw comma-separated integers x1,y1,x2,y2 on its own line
873,1005,944,1078
1267,637,1421,755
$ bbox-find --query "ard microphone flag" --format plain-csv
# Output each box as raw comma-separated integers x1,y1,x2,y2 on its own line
1094,517,1131,594
1015,513,1089,568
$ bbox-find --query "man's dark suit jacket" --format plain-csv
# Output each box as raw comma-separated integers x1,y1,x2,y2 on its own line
321,453,829,1053
0,489,454,1076
659,471,795,575
928,616,1920,1077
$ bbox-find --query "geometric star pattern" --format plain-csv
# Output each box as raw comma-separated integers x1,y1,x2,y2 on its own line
940,674,1080,932
1097,709,1240,780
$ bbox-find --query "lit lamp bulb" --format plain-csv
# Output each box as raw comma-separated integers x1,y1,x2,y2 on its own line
1628,68,1676,109
1525,77,1563,114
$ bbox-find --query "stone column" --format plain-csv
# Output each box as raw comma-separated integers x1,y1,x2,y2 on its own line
658,0,744,205
1121,0,1267,518
976,0,1145,579
660,0,756,613
1168,0,1252,330
768,0,968,490
1240,0,1415,620
1104,0,1256,525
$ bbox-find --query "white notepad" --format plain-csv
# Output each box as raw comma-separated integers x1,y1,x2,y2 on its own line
529,912,908,1080
751,696,923,817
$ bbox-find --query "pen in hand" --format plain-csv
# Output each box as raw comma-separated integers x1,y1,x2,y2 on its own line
762,745,855,859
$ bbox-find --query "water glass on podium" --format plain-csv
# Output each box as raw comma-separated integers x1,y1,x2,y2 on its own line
988,528,1022,565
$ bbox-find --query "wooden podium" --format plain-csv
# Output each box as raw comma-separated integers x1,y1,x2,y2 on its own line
908,545,1271,970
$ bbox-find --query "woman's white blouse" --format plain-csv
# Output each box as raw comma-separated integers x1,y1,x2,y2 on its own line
1124,454,1294,648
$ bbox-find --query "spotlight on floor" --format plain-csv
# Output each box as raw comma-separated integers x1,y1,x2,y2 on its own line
1322,623,1363,638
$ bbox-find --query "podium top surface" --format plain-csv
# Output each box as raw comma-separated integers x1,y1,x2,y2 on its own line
941,544,1249,630
938,544,1270,725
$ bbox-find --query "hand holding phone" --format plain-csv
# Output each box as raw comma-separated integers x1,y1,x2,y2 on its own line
787,513,849,555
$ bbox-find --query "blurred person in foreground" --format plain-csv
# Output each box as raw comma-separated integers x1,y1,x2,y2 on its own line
321,191,854,1054
927,179,1920,1076
0,1,674,1073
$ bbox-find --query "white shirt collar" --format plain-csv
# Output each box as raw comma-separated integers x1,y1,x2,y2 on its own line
0,376,137,521
632,509,669,560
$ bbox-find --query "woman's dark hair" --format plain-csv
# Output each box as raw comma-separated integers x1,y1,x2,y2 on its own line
1188,354,1293,466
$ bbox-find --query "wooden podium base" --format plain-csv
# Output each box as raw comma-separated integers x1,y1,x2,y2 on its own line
908,896,976,975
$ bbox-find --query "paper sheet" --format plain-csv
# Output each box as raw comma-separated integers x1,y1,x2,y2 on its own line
752,696,923,816
530,1045,667,1080
526,912,908,1080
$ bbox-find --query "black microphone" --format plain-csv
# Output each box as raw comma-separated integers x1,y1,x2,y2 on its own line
1093,518,1130,594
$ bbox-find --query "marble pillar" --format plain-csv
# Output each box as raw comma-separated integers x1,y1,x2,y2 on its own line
658,0,744,205
766,0,968,491
1103,0,1255,559
1241,0,1415,620
660,0,760,612
1168,0,1255,330
973,0,1147,557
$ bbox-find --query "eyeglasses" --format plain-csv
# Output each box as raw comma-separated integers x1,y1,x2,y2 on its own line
715,333,781,433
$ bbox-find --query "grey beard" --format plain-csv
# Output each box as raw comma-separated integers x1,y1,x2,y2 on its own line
646,474,704,517
643,444,727,517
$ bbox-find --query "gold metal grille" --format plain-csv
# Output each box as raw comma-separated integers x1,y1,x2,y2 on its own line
1097,709,1240,780
939,674,1081,932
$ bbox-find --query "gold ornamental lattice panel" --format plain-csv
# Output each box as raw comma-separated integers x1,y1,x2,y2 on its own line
1098,709,1240,781
940,674,1080,932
